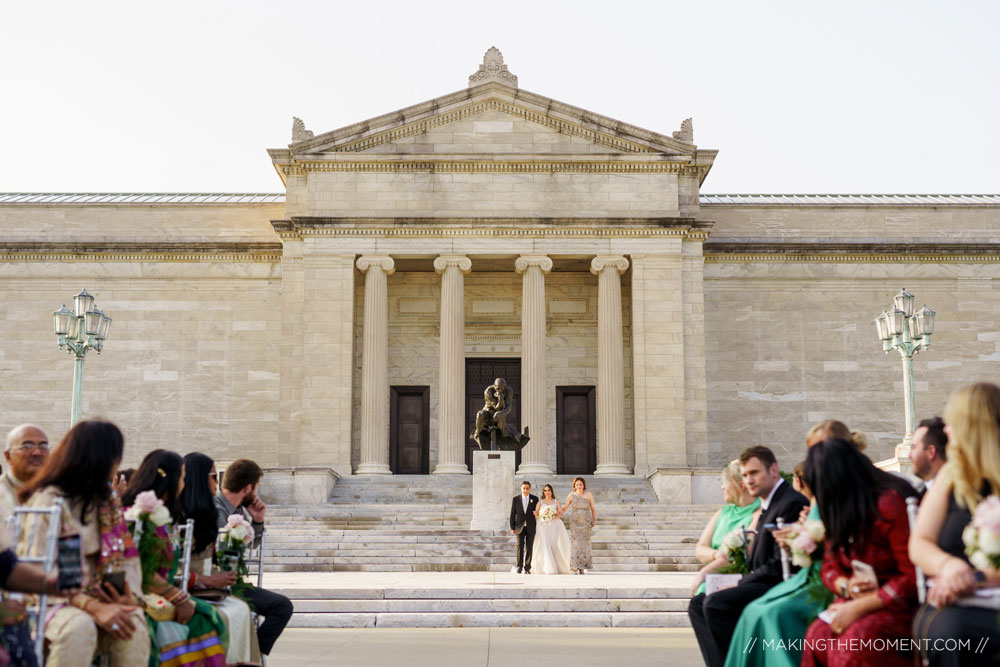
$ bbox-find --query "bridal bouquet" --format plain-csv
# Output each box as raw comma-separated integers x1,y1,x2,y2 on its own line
124,490,173,590
962,495,1000,572
716,528,752,574
538,505,558,523
784,519,826,568
217,514,255,597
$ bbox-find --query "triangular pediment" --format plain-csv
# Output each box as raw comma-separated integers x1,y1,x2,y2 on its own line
287,84,697,158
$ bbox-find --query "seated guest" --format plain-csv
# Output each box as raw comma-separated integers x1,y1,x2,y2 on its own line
1,423,51,666
18,420,150,667
688,445,808,667
214,460,292,657
801,438,920,666
180,452,260,664
911,383,1000,666
726,420,867,667
909,416,948,489
122,450,228,666
690,460,760,596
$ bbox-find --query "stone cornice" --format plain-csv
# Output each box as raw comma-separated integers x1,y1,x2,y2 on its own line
272,216,701,240
705,242,1000,263
275,156,706,179
0,241,282,262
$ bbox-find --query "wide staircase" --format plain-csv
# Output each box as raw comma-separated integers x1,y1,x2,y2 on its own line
262,475,714,627
263,475,715,573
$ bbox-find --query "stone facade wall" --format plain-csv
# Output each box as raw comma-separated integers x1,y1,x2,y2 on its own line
704,260,1000,466
350,270,633,473
0,259,282,468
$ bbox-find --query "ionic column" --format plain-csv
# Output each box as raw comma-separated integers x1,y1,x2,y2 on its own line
591,255,631,475
515,255,553,474
355,255,395,474
433,254,472,474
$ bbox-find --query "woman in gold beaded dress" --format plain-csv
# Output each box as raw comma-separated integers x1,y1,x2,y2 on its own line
563,477,596,574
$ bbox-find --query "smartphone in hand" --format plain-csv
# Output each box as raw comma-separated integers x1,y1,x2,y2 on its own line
101,571,126,596
57,534,84,591
850,559,878,585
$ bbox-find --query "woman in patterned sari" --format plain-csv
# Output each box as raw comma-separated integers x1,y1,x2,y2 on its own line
18,420,150,667
122,450,228,667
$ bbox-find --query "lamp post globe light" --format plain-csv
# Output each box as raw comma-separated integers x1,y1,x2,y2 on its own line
53,289,112,425
873,288,936,459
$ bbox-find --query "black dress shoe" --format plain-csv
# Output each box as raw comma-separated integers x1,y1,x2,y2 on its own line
516,568,523,574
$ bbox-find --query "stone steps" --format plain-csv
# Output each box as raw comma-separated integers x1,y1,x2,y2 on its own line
271,577,693,628
260,477,713,573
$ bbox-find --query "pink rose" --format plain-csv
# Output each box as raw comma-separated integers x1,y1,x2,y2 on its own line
134,490,162,514
972,496,1000,535
792,531,816,555
226,514,250,529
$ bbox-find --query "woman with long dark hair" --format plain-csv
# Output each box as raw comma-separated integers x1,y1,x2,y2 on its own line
123,449,228,666
800,438,919,666
564,477,595,574
18,419,150,667
179,452,260,664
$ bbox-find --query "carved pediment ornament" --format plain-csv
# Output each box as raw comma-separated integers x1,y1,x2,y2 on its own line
672,118,693,143
468,47,518,88
292,117,314,142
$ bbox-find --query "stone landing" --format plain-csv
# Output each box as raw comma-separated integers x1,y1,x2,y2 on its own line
261,476,716,573
261,571,695,629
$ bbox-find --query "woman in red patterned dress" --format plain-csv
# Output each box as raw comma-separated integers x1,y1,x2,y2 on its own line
800,438,920,667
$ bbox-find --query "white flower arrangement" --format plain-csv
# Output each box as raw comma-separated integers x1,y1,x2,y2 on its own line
219,513,255,550
963,495,1000,572
538,505,558,522
780,519,825,568
124,490,172,527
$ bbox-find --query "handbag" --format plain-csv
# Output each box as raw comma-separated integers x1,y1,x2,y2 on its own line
143,592,176,622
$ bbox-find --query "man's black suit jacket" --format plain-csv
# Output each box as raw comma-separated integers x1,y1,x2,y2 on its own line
510,494,539,533
741,480,809,587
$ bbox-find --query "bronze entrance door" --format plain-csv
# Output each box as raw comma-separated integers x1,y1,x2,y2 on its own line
556,386,596,475
390,386,430,474
465,358,521,471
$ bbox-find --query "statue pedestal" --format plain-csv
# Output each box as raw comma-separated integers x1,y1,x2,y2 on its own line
470,450,514,531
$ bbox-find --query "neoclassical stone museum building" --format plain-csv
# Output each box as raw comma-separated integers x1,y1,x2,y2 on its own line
2,50,998,503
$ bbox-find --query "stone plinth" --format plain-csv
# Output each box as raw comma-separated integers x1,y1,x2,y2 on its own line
470,450,515,531
257,466,340,505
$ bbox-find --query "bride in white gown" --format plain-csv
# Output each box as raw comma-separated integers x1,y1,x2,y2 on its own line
531,484,572,574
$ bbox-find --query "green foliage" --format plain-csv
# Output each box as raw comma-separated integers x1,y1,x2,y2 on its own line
135,518,170,593
779,470,794,486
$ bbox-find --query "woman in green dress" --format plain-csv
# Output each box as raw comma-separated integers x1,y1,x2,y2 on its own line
690,460,760,597
723,420,867,667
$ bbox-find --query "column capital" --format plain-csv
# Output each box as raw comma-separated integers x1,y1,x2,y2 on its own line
590,255,629,276
356,255,395,275
433,255,472,275
514,255,553,274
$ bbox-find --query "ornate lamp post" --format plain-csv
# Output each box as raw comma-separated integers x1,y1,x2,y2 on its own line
52,289,112,425
873,288,936,457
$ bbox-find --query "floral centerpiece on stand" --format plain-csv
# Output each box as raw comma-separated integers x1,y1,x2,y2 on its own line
217,514,255,598
124,489,173,592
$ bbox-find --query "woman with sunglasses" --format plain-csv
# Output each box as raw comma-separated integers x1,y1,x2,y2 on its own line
180,452,260,664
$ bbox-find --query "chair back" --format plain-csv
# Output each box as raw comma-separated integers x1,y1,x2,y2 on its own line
776,517,791,581
176,518,195,592
11,498,65,664
904,496,927,604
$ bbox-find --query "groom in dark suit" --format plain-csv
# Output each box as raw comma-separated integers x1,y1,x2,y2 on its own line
688,445,808,667
509,480,538,574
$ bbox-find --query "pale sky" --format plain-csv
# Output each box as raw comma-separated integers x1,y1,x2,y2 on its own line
1,0,996,194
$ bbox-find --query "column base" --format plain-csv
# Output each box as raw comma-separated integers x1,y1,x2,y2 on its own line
594,463,632,476
355,463,392,475
432,462,470,475
516,462,553,475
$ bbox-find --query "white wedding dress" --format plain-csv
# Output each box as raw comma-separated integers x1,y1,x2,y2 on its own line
530,500,572,574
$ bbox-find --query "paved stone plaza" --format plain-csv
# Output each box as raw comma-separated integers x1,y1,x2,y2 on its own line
269,627,702,666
